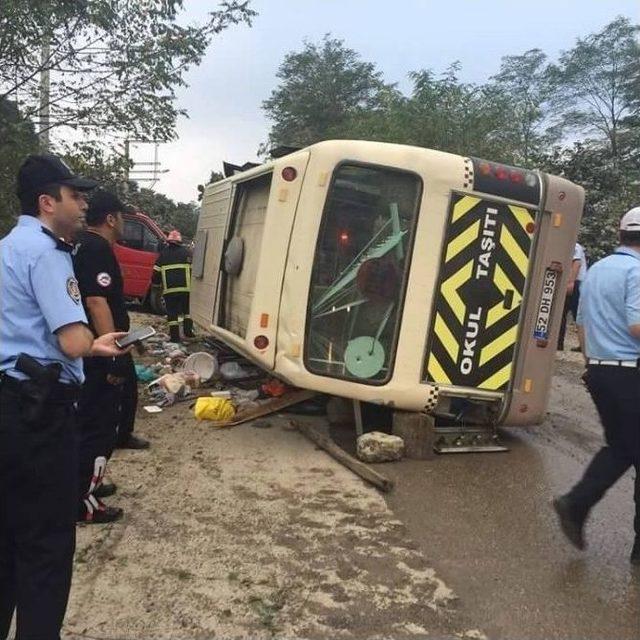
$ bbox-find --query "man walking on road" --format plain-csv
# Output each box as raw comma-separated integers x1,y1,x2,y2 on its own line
553,207,640,566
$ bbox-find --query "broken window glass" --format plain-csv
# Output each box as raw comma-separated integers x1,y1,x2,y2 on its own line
304,164,422,383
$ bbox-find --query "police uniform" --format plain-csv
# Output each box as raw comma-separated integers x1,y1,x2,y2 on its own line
554,215,640,564
73,229,132,520
0,216,88,637
152,235,194,342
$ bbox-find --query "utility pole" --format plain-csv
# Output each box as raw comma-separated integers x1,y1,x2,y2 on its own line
123,138,130,196
38,39,51,151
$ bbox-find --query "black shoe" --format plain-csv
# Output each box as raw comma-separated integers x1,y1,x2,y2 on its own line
94,482,117,498
116,434,150,450
78,505,123,524
553,495,586,550
631,539,640,566
570,346,582,352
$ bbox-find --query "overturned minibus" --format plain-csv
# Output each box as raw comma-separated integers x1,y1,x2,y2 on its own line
190,140,583,428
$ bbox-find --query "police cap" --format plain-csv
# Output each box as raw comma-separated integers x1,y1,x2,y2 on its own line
17,154,97,197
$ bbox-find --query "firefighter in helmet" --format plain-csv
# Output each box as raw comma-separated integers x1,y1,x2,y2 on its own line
152,230,194,342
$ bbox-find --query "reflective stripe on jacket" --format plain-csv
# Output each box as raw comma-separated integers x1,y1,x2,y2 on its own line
153,243,191,295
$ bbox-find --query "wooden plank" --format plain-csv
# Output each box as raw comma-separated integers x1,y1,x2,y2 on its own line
292,420,394,493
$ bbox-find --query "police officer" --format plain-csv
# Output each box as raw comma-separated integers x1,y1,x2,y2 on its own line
553,207,640,566
74,190,148,524
0,155,130,638
152,229,194,343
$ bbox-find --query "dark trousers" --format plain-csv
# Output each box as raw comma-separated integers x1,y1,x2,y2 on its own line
567,365,640,535
164,292,193,342
557,280,581,350
0,382,78,639
116,352,138,445
77,361,119,516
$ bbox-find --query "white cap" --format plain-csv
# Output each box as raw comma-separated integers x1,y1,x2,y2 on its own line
620,206,640,231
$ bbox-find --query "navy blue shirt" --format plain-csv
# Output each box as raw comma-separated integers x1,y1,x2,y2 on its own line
0,215,88,383
576,246,640,360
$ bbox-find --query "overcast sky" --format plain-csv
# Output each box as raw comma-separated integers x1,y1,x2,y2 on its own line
140,0,640,204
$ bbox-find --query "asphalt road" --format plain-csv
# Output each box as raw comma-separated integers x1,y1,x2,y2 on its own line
380,352,639,640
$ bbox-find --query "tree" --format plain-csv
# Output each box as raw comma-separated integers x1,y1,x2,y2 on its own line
396,64,524,163
63,141,131,194
547,16,640,159
0,0,256,144
541,138,640,261
197,170,224,201
262,35,389,150
127,187,199,241
0,98,38,235
489,49,551,165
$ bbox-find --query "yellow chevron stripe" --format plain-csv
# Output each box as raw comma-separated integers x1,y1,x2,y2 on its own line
452,196,481,223
445,220,480,263
479,325,518,367
434,313,459,363
500,225,529,277
509,205,534,235
427,353,451,385
441,260,473,324
486,264,522,328
479,362,512,390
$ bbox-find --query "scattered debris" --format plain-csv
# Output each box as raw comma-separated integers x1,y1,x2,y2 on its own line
135,364,157,382
220,361,253,381
181,352,217,381
143,405,163,414
356,431,405,463
193,396,236,422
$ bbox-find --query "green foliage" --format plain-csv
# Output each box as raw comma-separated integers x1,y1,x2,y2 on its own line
127,187,199,241
0,0,255,143
63,142,132,194
263,21,639,262
197,170,225,201
489,49,550,165
0,98,38,235
261,34,389,150
546,16,640,158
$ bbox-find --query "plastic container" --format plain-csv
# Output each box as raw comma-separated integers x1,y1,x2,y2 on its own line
181,352,218,381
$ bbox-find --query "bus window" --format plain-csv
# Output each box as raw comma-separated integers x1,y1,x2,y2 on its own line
304,164,422,383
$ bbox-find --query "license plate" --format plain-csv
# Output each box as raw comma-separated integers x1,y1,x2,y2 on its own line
533,268,558,340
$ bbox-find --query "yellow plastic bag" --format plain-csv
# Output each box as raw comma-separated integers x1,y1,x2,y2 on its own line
193,397,236,422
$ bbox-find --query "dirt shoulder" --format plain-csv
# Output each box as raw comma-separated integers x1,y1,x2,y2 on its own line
65,400,484,639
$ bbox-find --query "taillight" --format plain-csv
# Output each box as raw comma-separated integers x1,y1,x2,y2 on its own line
254,335,269,350
281,167,297,182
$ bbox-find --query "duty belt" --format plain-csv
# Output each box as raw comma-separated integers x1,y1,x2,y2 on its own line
0,372,81,403
587,358,640,368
